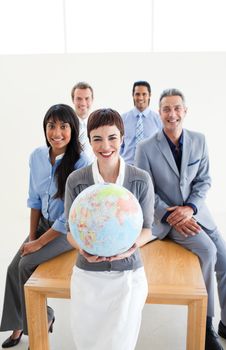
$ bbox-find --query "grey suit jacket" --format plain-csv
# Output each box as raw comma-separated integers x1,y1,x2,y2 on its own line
135,129,217,239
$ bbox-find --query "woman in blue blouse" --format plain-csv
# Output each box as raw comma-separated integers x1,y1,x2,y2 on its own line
0,104,89,348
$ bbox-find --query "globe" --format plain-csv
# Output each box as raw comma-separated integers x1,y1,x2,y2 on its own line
68,183,143,257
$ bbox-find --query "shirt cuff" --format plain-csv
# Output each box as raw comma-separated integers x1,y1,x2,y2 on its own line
52,219,67,234
27,199,41,209
184,203,197,215
161,211,171,223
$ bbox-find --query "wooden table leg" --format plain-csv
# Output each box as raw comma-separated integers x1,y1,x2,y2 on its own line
186,297,207,350
25,288,49,350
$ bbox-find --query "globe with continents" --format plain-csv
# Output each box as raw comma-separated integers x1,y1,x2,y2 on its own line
69,183,143,257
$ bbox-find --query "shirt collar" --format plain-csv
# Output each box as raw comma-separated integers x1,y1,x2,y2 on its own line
163,130,183,150
92,156,125,186
133,107,150,118
55,153,64,161
48,148,64,162
77,116,88,126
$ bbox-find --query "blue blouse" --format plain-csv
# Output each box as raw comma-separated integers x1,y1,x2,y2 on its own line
27,146,90,234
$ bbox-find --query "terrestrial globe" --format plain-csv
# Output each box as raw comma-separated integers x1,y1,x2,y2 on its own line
68,183,143,257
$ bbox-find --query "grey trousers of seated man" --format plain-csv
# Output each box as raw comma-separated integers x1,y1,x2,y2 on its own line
168,225,226,325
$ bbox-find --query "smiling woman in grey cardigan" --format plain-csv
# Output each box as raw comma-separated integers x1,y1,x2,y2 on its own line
64,108,155,350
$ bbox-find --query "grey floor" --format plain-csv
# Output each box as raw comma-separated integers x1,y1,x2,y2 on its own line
0,214,226,350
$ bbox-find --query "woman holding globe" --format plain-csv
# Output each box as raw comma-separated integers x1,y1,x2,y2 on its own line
0,104,90,348
65,108,155,350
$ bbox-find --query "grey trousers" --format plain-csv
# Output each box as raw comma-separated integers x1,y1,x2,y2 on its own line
0,216,73,335
168,225,226,324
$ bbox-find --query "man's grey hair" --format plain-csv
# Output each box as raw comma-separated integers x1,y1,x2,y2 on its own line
159,88,186,107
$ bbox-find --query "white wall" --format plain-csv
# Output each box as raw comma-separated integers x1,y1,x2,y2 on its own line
0,52,226,248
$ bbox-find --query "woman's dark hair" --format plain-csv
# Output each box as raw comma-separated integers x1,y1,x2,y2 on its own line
43,104,81,199
87,108,124,139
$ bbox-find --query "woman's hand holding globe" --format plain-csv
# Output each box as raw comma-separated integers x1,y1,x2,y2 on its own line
108,243,138,261
79,242,138,263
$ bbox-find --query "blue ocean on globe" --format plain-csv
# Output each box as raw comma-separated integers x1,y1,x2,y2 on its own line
68,183,143,257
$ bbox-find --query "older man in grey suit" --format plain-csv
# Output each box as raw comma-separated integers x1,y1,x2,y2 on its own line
135,88,226,350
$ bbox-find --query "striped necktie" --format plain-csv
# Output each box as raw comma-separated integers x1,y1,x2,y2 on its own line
135,113,144,144
79,121,86,147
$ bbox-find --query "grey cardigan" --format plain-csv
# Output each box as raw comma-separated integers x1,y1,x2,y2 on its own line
65,164,154,271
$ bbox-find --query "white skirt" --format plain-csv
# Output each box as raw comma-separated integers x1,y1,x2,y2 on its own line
70,266,148,350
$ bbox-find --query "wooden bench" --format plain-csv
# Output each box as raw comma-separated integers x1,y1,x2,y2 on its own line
24,239,207,350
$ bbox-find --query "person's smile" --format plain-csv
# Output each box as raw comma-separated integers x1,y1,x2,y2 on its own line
99,151,114,158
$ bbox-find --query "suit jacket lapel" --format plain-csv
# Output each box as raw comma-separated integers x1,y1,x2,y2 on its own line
180,129,192,177
156,132,180,177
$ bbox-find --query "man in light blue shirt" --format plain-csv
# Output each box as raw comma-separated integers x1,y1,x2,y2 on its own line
120,81,162,164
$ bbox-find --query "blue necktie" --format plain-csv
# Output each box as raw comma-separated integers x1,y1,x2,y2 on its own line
135,113,144,144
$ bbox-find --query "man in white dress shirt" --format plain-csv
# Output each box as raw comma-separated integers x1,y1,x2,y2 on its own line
71,82,94,161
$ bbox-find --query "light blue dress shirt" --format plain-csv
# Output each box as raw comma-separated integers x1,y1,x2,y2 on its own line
27,146,90,234
120,107,162,164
